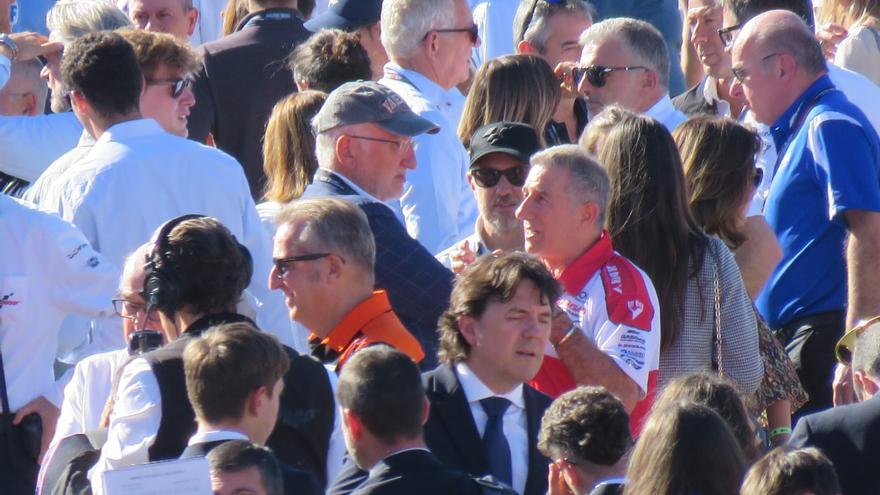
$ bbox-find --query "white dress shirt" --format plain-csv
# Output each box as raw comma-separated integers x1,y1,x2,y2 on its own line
0,110,83,184
455,362,528,495
187,428,249,446
471,0,518,68
25,131,96,205
380,63,478,254
37,118,293,347
52,348,128,441
0,195,118,411
644,93,688,132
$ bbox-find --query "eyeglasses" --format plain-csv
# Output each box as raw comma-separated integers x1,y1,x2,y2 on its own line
112,298,160,322
718,23,743,48
753,167,764,188
572,65,650,88
273,253,335,277
518,0,564,43
730,53,783,83
146,78,191,98
429,23,480,44
347,135,414,155
470,166,529,188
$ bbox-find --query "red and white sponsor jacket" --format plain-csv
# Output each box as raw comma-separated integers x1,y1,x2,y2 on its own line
529,233,661,434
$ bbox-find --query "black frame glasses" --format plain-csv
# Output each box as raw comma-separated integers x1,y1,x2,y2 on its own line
112,298,160,322
518,0,564,43
469,166,529,188
572,65,649,88
718,23,743,48
730,53,783,83
273,253,335,277
429,23,480,44
347,134,414,154
146,78,191,98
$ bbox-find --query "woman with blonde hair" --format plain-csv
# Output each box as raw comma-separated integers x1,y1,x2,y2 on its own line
256,90,326,235
817,0,880,84
457,54,560,150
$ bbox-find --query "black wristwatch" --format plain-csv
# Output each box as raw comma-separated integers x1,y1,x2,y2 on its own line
0,33,17,61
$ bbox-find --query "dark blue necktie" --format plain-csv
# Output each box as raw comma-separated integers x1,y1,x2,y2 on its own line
480,397,512,486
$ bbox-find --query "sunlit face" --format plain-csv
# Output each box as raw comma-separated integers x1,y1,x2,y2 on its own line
577,37,650,118
40,44,69,113
430,0,479,89
468,152,527,233
140,63,195,137
730,36,787,125
538,10,592,69
129,0,198,41
268,222,331,334
211,467,268,495
461,279,552,392
686,0,729,77
342,123,416,201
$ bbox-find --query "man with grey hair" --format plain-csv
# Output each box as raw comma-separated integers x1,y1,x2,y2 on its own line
270,197,425,372
514,0,592,145
301,80,452,370
514,144,661,432
576,17,686,131
731,10,880,417
378,0,480,255
125,0,199,43
0,59,46,117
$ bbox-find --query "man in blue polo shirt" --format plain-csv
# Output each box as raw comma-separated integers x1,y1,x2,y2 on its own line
731,10,880,417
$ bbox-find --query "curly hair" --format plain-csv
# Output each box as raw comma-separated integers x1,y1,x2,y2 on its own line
289,29,372,93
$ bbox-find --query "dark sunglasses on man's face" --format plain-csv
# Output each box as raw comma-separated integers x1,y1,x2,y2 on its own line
146,78,191,98
470,166,528,188
572,65,649,88
431,23,480,44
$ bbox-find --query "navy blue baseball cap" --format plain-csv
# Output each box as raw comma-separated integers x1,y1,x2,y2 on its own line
304,0,383,32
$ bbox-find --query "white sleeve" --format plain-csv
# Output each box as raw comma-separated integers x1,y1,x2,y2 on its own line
88,358,162,495
0,54,9,91
0,112,83,181
49,361,90,450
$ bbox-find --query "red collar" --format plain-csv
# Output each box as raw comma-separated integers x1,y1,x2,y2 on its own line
558,232,615,294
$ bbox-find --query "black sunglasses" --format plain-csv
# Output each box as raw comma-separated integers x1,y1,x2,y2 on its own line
429,24,480,44
273,252,332,276
572,65,649,88
718,23,743,48
146,78,191,98
470,166,528,188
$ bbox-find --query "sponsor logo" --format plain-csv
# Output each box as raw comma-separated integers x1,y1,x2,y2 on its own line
0,292,21,308
605,264,623,294
87,256,100,268
67,243,87,259
627,300,644,319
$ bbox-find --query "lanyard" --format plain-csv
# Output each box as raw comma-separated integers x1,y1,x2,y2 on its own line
772,87,839,175
314,169,358,196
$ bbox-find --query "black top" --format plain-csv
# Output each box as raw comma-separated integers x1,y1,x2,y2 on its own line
351,449,490,495
545,98,589,146
671,77,717,117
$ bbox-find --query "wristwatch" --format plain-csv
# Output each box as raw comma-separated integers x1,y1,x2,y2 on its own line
0,33,17,61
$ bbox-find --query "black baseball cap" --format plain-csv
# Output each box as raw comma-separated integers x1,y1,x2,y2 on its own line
304,0,383,32
312,80,440,136
469,122,541,168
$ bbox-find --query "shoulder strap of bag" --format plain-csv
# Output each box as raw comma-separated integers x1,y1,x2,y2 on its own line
710,241,724,376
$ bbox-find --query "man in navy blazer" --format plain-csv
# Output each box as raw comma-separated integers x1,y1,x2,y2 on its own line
790,318,880,495
300,80,452,369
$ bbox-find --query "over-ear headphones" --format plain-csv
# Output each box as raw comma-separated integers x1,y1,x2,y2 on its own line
142,214,207,328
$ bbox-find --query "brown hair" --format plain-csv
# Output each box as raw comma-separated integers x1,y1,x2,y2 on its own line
262,90,327,203
599,113,707,349
740,446,841,495
624,401,747,495
289,29,373,93
674,117,762,248
221,0,248,36
437,252,561,364
184,321,290,423
118,28,200,80
458,54,560,149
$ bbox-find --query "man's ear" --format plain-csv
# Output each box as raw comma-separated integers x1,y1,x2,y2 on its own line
335,134,353,165
186,8,199,36
424,31,441,61
642,69,659,91
420,397,430,426
580,200,601,229
854,370,880,400
324,253,346,283
21,92,38,116
342,408,364,441
517,39,537,55
457,315,479,347
246,385,269,417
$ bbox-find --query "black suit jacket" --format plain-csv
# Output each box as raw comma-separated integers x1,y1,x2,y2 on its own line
181,439,322,495
300,169,453,369
671,77,717,117
350,449,485,495
790,394,880,495
187,8,310,198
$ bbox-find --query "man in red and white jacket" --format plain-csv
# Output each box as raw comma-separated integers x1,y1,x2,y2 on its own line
515,145,661,433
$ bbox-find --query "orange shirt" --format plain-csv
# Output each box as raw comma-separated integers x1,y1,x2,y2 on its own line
311,290,425,372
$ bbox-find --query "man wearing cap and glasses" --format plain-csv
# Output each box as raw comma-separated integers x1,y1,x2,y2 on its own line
788,316,880,495
303,0,388,80
301,80,451,370
576,17,687,131
378,0,481,255
437,122,540,273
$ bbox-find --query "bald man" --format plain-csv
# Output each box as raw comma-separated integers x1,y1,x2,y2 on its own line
0,59,47,116
731,10,880,416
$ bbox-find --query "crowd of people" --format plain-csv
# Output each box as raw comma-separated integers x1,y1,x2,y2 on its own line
2,0,880,493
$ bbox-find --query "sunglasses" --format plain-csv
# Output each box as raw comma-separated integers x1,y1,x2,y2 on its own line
518,0,564,42
718,23,742,48
430,23,480,44
146,78,191,98
572,65,649,88
470,166,528,188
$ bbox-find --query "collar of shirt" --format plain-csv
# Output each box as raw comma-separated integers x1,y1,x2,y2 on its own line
321,168,384,204
454,362,525,410
769,74,836,151
236,7,303,31
188,428,249,446
557,231,614,295
94,118,165,146
367,447,432,478
311,290,394,353
644,94,683,129
702,76,732,118
383,62,460,116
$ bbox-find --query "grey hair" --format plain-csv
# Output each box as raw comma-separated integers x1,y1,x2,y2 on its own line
753,13,827,76
275,198,376,277
580,17,670,89
381,0,457,60
7,59,48,107
513,0,593,51
314,127,344,169
853,324,880,379
531,144,609,224
46,0,132,44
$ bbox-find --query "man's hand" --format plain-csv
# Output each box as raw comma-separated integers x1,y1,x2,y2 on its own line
13,396,60,463
553,61,582,99
832,363,855,406
816,22,847,60
449,239,477,274
547,461,575,495
7,32,64,62
550,304,574,346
